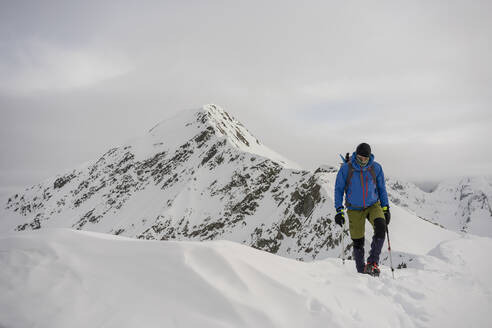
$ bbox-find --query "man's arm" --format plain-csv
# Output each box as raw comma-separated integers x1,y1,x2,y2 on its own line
334,165,347,210
376,164,389,208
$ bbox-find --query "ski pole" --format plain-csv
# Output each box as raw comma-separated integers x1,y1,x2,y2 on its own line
386,225,395,279
341,229,345,265
340,220,345,265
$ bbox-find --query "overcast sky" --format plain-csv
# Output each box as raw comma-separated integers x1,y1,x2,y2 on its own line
1,0,491,199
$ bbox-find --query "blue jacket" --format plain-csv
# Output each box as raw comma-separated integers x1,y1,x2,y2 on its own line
334,152,389,210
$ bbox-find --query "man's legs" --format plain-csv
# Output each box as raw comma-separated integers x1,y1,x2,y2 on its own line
347,209,366,273
352,237,365,273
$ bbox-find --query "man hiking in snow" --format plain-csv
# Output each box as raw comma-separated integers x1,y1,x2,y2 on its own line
334,143,390,276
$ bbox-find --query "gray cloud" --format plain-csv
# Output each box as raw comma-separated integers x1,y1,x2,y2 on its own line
1,0,491,195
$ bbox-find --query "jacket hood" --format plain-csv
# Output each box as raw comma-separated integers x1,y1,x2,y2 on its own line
350,152,375,171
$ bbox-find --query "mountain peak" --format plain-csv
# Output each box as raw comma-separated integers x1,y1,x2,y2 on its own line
142,104,300,169
201,104,260,149
203,104,301,169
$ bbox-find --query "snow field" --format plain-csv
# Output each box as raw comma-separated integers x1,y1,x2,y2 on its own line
1,229,491,328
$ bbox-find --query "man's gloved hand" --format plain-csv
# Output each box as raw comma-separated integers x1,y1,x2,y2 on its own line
382,206,391,225
335,207,345,227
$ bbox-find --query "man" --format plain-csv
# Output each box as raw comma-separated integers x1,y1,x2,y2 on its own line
334,143,390,276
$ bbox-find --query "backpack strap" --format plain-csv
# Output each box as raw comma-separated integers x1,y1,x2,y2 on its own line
368,165,377,187
344,162,354,194
345,163,377,193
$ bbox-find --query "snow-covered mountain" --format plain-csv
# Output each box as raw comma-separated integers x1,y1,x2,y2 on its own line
1,105,344,260
1,229,490,328
387,176,492,237
1,104,490,264
2,104,490,327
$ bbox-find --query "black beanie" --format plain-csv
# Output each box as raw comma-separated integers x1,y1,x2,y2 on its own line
356,143,371,157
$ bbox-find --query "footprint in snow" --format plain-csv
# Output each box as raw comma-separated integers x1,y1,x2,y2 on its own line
307,297,329,314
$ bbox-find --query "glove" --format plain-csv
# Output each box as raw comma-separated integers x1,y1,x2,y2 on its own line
334,208,345,227
382,206,390,225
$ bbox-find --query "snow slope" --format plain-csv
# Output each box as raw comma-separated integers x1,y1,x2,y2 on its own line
1,229,490,328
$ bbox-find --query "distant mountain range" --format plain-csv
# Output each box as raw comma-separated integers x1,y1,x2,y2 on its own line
386,176,492,236
2,104,491,262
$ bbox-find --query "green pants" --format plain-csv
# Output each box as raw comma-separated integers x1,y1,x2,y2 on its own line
347,202,385,240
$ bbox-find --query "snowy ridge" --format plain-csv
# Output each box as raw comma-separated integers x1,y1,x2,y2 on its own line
0,229,490,328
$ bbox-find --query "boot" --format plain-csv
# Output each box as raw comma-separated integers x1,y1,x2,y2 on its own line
364,262,381,277
352,246,365,273
367,236,385,265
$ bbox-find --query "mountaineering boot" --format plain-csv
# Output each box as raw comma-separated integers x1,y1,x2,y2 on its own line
364,262,381,277
352,246,365,273
364,236,385,276
367,236,385,265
